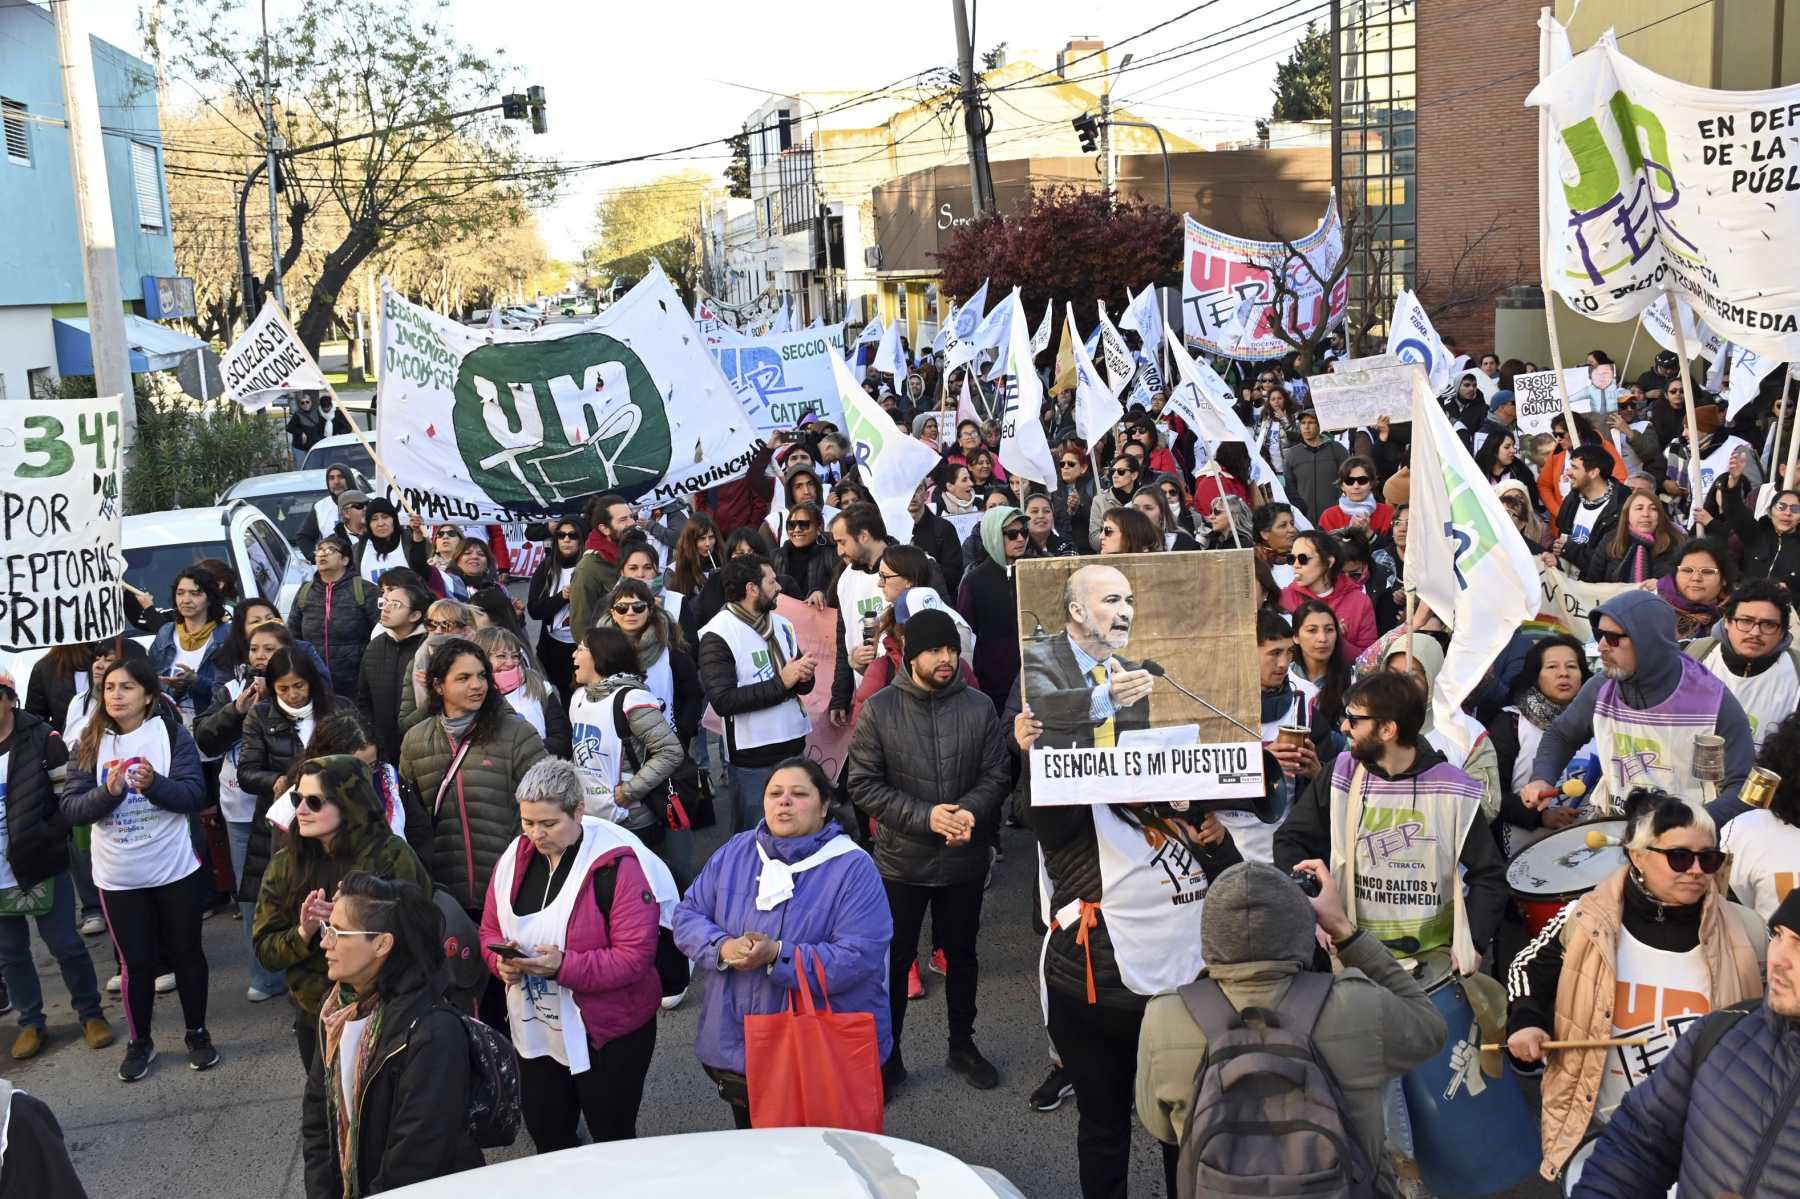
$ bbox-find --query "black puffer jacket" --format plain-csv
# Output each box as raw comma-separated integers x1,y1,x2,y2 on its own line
910,509,966,595
846,671,1010,887
356,627,427,766
1573,1001,1800,1197
300,981,484,1199
230,698,325,902
286,573,382,701
1031,799,1241,1012
1,713,71,888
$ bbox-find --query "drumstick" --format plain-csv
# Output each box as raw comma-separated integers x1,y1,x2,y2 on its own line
1479,1036,1650,1052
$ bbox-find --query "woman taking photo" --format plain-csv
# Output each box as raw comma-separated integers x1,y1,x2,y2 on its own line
673,758,891,1128
1656,538,1732,642
1289,599,1353,741
301,872,484,1196
1505,787,1762,1181
473,627,572,759
481,759,678,1148
1587,491,1685,583
1097,506,1164,556
1487,634,1590,858
1278,531,1378,659
1701,469,1800,594
149,567,231,723
1130,486,1201,551
597,579,703,751
254,756,429,1072
1317,456,1395,538
61,657,214,1082
569,628,690,887
527,514,587,695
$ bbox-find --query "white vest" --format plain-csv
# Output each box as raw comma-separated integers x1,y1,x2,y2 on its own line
358,541,411,585
493,819,612,1072
570,686,659,790
699,608,810,751
1700,643,1800,749
1599,928,1712,1118
834,565,886,681
547,566,576,643
642,646,675,724
1721,808,1800,922
216,680,257,824
504,688,547,741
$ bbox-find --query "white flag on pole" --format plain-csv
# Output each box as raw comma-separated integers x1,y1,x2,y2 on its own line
1030,302,1054,355
957,372,980,430
1162,317,1300,515
832,351,940,543
1387,290,1453,394
1120,285,1164,359
1068,307,1123,448
952,280,990,340
976,300,1016,380
1406,368,1542,757
855,317,885,347
873,316,907,379
998,289,1056,485
1095,304,1136,395
221,297,331,413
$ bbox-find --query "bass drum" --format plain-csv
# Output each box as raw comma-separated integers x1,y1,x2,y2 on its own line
1508,819,1627,936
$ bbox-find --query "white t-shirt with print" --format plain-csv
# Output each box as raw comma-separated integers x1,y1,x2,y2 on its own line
90,722,199,891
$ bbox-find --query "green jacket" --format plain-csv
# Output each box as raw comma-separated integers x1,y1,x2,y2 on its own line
568,547,622,641
252,756,431,1017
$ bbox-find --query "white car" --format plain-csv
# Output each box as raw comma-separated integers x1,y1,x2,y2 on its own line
383,1129,1025,1199
218,468,372,550
302,432,376,480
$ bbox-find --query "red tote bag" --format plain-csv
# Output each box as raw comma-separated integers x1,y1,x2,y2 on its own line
743,948,884,1133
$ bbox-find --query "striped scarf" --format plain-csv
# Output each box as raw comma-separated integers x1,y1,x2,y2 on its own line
727,601,787,670
319,983,386,1198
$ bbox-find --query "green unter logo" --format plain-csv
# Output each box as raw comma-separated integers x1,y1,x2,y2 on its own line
452,334,672,508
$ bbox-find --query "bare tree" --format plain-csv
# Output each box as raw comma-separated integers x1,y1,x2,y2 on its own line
1414,212,1525,328
1246,194,1387,366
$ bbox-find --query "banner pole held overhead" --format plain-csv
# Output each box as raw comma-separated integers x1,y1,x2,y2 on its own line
1537,7,1576,434
329,389,420,524
1662,286,1707,514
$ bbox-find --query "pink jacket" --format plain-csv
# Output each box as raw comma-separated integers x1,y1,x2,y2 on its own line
480,838,662,1051
1280,575,1379,660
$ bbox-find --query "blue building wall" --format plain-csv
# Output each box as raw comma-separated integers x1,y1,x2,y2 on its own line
0,5,175,309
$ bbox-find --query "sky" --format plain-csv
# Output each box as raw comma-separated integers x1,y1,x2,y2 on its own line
84,0,1313,260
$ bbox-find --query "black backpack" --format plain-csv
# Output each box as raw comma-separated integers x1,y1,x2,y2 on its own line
457,1011,522,1148
594,858,690,1001
1175,971,1376,1199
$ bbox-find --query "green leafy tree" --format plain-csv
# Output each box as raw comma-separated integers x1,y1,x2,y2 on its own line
585,171,713,303
724,133,750,199
1271,23,1331,122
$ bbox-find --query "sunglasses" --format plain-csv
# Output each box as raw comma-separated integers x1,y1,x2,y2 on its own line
787,521,814,531
425,619,461,632
344,503,367,512
1059,460,1080,469
1594,628,1631,647
1343,475,1372,486
298,793,328,813
434,530,459,539
1641,845,1726,874
1002,526,1027,540
1111,466,1135,477
1291,552,1314,566
611,602,650,616
1774,502,1800,515
554,530,580,541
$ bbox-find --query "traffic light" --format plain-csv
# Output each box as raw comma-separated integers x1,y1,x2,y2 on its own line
1072,112,1099,154
527,86,548,135
501,93,527,120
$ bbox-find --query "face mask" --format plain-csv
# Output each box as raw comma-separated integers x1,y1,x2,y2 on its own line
493,665,524,694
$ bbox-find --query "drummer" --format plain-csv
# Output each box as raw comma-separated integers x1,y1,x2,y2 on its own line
1504,786,1764,1183
1487,634,1591,859
1520,591,1755,818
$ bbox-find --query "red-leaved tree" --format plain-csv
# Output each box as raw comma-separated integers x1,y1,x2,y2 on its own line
934,186,1181,335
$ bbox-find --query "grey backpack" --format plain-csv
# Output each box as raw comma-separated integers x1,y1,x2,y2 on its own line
1175,971,1377,1199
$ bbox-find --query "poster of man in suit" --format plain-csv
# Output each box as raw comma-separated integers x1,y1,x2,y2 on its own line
1017,551,1263,806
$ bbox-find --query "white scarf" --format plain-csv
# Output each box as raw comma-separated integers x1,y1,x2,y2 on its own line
276,698,314,721
754,834,862,911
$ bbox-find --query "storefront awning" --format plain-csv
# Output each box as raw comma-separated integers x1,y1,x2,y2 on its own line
53,314,208,374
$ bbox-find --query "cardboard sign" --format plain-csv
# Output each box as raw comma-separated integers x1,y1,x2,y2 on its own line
1311,358,1424,431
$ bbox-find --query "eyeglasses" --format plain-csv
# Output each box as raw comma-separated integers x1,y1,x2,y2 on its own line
1640,845,1726,875
611,602,650,616
1002,526,1027,541
1731,615,1784,635
298,793,327,813
1343,475,1372,486
344,503,367,512
877,570,901,583
320,924,383,947
1775,502,1800,515
554,530,580,541
1594,628,1631,647
1676,566,1720,579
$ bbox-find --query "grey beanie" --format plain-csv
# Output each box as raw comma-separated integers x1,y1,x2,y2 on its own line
1201,862,1317,967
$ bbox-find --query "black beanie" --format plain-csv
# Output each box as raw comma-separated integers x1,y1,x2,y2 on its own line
366,497,398,522
902,608,959,664
1772,889,1800,940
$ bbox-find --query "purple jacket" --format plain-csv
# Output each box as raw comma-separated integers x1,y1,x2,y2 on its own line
673,820,892,1074
479,837,661,1053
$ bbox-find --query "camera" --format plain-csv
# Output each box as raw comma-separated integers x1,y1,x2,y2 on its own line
1289,868,1322,898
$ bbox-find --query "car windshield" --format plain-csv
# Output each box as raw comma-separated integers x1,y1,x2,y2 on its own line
241,488,328,544
125,541,231,607
304,441,374,476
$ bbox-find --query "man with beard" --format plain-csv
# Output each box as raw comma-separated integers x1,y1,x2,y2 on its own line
1686,580,1800,753
1276,671,1507,968
828,504,894,727
1021,564,1154,750
569,493,637,636
296,464,354,557
1520,590,1754,819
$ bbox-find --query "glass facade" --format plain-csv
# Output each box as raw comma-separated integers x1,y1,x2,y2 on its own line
1336,0,1417,340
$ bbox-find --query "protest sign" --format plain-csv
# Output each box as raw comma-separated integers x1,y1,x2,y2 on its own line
777,596,853,778
1311,357,1423,431
694,296,747,347
1181,193,1347,360
1530,26,1800,360
1513,368,1596,436
710,323,847,434
375,265,763,522
1536,562,1633,641
1017,551,1264,807
221,297,330,412
0,395,125,651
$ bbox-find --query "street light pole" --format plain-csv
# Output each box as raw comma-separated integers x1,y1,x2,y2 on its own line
1106,119,1173,209
260,0,284,308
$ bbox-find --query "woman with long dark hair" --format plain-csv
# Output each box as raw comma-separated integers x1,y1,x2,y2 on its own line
1487,633,1590,858
1096,505,1163,555
301,873,484,1194
299,710,426,850
669,515,721,604
1129,485,1201,551
61,657,213,1082
234,645,340,925
527,514,588,695
1289,598,1353,739
254,756,428,1071
1278,531,1378,658
596,579,703,749
1474,431,1537,497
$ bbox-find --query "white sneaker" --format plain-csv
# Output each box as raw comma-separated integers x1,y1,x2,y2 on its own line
246,986,278,1003
154,973,176,994
106,975,121,994
660,991,686,1010
80,915,106,937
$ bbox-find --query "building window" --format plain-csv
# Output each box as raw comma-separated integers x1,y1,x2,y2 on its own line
131,141,164,229
27,367,55,399
1335,0,1417,344
2,98,29,167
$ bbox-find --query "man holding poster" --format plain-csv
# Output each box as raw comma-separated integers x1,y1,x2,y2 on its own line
1021,564,1154,751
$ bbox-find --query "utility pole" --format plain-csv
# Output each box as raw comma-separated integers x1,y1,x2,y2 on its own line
259,0,285,308
54,0,135,452
952,0,994,213
1100,91,1114,200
